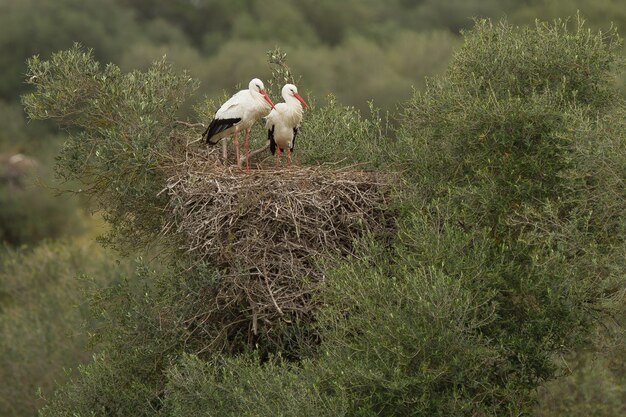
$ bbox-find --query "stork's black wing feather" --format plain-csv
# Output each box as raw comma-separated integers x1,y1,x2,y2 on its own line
291,127,299,152
268,125,277,155
203,117,241,145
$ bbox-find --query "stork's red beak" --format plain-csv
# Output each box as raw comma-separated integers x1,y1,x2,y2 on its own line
294,93,309,109
260,89,275,109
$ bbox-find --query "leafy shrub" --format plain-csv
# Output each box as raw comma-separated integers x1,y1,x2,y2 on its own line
0,240,130,417
22,45,197,252
163,354,343,417
0,98,84,247
535,340,626,417
0,181,83,247
296,96,390,168
37,260,212,416
388,16,626,412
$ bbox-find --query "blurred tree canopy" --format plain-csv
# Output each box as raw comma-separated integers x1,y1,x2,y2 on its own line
2,0,624,111
0,241,133,417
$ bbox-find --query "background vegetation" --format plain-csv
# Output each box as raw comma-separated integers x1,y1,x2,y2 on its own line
1,0,625,416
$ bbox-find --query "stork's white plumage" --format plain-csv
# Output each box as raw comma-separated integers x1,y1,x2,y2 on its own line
265,84,309,168
203,78,275,170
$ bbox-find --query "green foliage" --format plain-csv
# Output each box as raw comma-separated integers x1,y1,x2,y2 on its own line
296,96,390,168
0,240,130,417
514,1,626,33
22,45,197,252
535,341,626,416
387,16,626,412
513,3,626,94
37,260,175,416
0,180,83,247
38,252,343,416
313,232,527,416
399,17,623,207
0,0,139,101
162,354,342,417
453,17,621,107
12,9,626,417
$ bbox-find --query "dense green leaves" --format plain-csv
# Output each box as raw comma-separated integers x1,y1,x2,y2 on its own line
389,17,626,412
0,241,130,417
23,45,197,252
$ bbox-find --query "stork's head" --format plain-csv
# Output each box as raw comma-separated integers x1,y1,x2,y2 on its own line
249,78,275,109
282,84,309,108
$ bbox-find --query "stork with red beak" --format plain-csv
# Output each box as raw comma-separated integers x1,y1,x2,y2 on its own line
265,84,309,168
203,78,275,170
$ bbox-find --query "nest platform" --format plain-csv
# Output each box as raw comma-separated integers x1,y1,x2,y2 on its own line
161,131,394,349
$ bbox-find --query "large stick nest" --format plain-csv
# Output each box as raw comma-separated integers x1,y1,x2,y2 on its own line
162,126,395,350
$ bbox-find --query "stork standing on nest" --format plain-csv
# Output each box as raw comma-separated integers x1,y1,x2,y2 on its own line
203,78,275,171
265,84,309,169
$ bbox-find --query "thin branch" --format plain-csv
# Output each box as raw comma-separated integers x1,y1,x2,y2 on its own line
175,120,206,128
238,142,270,169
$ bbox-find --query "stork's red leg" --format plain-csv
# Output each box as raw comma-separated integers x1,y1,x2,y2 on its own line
234,128,240,167
287,148,291,168
244,128,250,172
222,138,228,163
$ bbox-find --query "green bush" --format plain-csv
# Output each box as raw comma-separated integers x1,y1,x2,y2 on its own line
22,45,197,252
0,181,83,247
391,16,625,412
162,353,343,417
0,99,86,247
0,240,130,417
37,260,223,416
296,96,390,168
535,342,626,417
37,263,178,417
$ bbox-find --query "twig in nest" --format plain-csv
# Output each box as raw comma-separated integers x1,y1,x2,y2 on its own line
175,120,206,128
238,142,270,169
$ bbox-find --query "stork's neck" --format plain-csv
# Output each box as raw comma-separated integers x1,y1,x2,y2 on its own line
250,89,272,109
283,94,303,110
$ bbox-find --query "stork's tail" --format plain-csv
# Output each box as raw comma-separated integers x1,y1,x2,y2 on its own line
202,124,210,143
268,125,277,155
203,117,241,145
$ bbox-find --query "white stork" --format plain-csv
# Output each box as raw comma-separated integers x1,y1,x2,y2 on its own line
265,84,309,168
203,78,275,170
